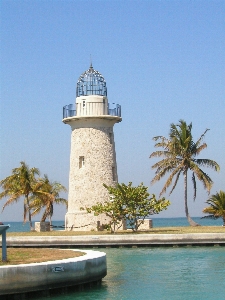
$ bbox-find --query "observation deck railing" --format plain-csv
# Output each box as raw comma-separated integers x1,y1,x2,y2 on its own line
63,102,121,119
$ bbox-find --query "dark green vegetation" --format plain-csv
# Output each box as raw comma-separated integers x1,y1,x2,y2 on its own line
0,248,84,266
83,182,170,232
202,191,225,226
0,161,67,230
150,120,220,226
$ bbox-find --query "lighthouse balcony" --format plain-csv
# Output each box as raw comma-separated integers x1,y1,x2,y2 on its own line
63,102,121,119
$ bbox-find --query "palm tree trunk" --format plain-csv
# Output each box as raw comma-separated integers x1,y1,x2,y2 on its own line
26,194,33,231
49,215,52,231
50,203,53,227
184,169,200,226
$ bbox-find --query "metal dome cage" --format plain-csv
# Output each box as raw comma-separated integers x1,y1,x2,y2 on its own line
76,64,107,97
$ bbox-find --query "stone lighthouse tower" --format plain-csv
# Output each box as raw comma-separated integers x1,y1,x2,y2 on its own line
63,64,122,231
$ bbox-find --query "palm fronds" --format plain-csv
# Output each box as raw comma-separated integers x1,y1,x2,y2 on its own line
150,120,220,226
0,162,68,229
202,191,225,225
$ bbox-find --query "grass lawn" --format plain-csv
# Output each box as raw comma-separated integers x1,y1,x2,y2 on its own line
0,248,84,266
7,226,225,236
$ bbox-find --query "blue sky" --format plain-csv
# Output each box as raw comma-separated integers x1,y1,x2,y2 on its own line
0,0,224,222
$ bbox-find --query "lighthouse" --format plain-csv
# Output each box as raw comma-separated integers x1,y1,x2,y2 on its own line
63,64,122,231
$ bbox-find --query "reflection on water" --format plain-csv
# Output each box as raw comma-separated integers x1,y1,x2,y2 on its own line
33,247,225,300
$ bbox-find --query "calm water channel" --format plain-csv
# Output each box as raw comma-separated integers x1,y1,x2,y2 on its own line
33,246,225,300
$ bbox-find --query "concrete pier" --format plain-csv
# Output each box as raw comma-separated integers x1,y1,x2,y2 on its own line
4,233,225,247
0,250,106,297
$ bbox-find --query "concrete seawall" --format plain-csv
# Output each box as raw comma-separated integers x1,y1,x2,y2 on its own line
4,233,225,247
0,250,106,296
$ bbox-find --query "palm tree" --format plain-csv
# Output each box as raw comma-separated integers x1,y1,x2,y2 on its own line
0,161,41,230
30,175,67,226
150,120,220,226
202,191,225,226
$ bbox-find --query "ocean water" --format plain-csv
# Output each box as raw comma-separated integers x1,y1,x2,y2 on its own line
3,218,225,299
31,246,225,300
3,217,223,232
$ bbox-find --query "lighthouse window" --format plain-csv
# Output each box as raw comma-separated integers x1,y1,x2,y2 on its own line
79,156,85,168
109,133,113,144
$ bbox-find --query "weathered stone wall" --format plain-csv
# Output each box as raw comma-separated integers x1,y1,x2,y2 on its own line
137,219,153,230
65,117,120,231
35,222,50,232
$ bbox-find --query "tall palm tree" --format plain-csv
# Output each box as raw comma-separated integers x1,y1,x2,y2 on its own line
202,191,225,226
30,175,67,226
0,161,41,230
150,120,220,226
